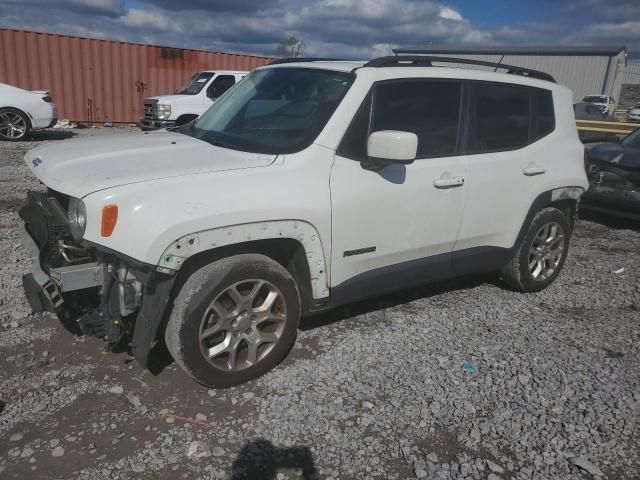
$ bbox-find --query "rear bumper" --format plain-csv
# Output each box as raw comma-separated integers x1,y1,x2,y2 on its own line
138,118,175,131
30,102,57,129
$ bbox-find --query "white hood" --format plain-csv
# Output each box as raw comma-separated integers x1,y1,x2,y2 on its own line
24,131,277,198
145,94,202,105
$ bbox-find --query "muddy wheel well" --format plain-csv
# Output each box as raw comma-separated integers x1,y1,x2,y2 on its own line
173,238,314,312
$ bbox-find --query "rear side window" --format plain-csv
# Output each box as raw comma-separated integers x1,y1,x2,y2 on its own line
371,80,461,158
468,83,530,153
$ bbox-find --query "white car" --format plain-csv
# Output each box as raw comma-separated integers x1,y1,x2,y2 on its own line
627,103,640,122
0,82,57,141
581,94,616,115
19,56,588,387
139,70,247,130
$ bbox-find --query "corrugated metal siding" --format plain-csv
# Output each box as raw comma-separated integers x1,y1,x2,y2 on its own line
623,60,640,85
0,29,271,123
428,53,625,104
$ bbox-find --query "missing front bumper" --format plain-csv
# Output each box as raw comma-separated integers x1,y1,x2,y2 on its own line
20,221,104,313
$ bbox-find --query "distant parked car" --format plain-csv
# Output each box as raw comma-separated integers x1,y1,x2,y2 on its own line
627,103,640,122
583,128,640,220
581,94,616,115
0,82,57,141
574,102,618,121
139,70,248,130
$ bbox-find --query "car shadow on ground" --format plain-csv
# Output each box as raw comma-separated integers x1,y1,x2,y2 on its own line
230,439,318,479
579,209,640,232
301,273,497,331
29,130,76,141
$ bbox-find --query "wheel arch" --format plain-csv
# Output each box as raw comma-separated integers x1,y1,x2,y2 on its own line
158,220,330,309
173,238,315,313
0,106,32,130
513,187,584,250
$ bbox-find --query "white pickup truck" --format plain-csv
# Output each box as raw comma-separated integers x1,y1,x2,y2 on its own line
139,70,247,130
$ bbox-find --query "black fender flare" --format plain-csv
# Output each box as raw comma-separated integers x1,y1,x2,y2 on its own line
131,272,176,367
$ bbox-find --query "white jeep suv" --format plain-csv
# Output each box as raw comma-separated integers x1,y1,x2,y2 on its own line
19,56,588,387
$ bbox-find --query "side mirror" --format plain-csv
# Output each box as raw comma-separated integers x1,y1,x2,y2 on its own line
363,130,417,170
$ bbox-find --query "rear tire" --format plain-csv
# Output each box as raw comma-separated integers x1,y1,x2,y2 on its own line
501,207,570,292
0,108,31,141
165,254,300,388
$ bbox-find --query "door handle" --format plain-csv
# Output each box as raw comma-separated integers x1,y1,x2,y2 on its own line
433,176,465,189
523,166,546,176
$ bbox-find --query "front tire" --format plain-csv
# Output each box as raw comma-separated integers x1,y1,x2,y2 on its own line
0,108,31,141
165,254,300,388
501,207,570,292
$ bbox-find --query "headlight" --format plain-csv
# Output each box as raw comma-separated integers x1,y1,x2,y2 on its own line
68,197,87,240
157,104,171,120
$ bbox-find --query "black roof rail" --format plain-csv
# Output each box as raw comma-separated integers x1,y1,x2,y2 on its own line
268,57,348,65
363,55,556,83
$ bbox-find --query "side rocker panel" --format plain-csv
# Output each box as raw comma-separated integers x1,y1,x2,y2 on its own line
157,220,330,299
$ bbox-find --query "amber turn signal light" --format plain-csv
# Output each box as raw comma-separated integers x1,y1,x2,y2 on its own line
101,205,118,237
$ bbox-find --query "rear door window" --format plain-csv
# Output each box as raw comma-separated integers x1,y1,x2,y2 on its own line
468,82,530,153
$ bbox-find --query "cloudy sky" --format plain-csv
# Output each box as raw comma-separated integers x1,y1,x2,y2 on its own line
0,0,638,58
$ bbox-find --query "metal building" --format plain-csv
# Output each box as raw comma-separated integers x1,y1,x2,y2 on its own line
393,46,627,106
623,60,640,85
619,60,640,110
0,29,271,123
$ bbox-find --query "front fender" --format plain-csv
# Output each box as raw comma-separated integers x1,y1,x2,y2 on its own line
158,220,330,300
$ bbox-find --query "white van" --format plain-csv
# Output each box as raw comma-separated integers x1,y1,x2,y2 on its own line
139,70,247,130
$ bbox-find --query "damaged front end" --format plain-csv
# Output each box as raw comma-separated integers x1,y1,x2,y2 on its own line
584,153,640,220
19,190,175,365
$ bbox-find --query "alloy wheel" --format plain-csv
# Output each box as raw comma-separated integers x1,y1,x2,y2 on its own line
199,279,287,371
528,222,565,281
0,111,27,140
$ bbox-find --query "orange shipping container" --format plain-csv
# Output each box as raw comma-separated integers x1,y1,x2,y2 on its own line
0,29,271,123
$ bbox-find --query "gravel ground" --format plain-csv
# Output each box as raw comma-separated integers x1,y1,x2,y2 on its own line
0,128,639,480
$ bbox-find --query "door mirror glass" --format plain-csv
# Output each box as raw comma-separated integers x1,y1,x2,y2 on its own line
366,130,417,162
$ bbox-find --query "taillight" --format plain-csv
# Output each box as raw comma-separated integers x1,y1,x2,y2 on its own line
42,95,53,103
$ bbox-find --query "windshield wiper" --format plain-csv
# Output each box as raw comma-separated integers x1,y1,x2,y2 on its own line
206,138,236,149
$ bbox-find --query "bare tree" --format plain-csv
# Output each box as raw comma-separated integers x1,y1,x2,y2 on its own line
276,37,305,58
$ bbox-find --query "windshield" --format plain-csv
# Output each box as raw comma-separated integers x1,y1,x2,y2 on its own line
176,72,214,95
583,96,607,103
621,128,640,148
177,67,354,154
